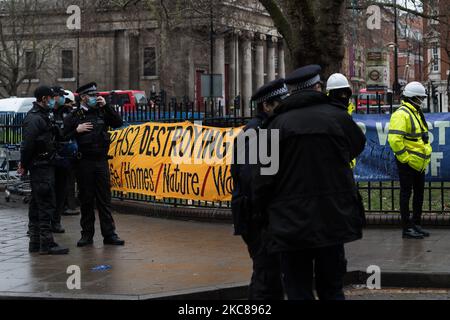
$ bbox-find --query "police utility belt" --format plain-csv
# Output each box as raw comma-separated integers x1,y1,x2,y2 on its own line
32,151,56,167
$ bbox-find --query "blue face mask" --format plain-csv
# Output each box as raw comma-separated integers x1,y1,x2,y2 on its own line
58,96,66,106
47,98,56,109
87,97,97,107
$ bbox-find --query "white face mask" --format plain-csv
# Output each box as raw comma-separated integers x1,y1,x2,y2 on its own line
410,97,425,109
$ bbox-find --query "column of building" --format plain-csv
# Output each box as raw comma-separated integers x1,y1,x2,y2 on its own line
267,36,277,82
241,31,254,117
210,32,286,117
228,30,241,110
278,41,286,79
214,34,226,114
254,33,266,92
114,30,130,89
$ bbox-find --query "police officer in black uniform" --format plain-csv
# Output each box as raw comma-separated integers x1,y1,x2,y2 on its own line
20,86,69,255
231,79,287,300
49,86,78,234
252,65,366,300
64,82,125,247
60,90,81,217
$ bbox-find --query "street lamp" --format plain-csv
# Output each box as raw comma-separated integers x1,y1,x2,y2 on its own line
392,0,401,99
386,41,399,87
210,0,214,100
76,30,81,88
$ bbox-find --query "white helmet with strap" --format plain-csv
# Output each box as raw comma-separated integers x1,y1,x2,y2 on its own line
326,73,351,91
403,82,427,98
64,90,75,103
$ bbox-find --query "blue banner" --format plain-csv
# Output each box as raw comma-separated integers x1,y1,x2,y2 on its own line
353,113,450,182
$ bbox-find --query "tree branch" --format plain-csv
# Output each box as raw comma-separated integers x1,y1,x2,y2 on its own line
349,0,448,25
258,0,293,49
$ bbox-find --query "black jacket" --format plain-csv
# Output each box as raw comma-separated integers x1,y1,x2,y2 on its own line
53,105,74,143
63,104,123,160
20,102,57,170
231,112,268,237
252,90,366,253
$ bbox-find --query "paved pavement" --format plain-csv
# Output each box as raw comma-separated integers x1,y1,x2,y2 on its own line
1,197,450,300
345,287,450,300
0,198,252,300
348,227,450,274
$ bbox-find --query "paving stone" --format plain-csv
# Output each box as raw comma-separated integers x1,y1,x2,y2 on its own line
2,197,450,299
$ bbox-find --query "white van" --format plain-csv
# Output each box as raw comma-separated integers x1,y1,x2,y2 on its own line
0,97,35,113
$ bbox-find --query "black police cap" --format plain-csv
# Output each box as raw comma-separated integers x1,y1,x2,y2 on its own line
76,82,98,95
285,64,322,90
52,86,68,96
251,78,289,104
34,86,56,99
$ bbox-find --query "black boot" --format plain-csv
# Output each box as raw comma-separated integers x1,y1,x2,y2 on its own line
29,242,40,253
62,209,80,216
403,228,424,239
104,235,125,246
77,235,94,247
40,242,69,255
29,225,40,253
51,223,66,234
414,225,430,237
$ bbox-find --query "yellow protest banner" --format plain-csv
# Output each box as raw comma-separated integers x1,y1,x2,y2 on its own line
108,122,243,202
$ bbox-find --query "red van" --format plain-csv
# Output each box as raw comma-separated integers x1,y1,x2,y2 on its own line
357,88,391,114
74,90,148,112
99,90,148,112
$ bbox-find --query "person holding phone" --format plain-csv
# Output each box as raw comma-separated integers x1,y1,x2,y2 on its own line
64,82,125,247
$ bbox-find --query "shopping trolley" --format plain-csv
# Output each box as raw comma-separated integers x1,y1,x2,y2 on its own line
0,145,31,203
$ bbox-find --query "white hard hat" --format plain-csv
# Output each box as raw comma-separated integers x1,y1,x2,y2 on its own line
64,90,75,102
326,73,351,91
403,81,427,98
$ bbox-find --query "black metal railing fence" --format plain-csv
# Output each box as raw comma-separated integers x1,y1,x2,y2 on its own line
1,92,449,214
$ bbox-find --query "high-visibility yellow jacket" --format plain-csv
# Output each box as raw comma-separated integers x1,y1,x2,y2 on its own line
325,96,358,168
348,102,357,169
348,102,356,116
388,101,432,172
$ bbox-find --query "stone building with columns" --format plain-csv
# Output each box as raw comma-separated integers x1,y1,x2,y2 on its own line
2,0,286,116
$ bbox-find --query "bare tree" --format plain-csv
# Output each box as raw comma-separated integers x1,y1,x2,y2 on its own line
424,0,449,105
364,0,449,105
107,0,254,97
259,0,449,79
257,0,348,77
441,4,450,102
0,0,60,98
6,0,440,98
149,0,346,75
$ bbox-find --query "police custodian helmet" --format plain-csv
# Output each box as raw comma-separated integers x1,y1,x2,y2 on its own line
76,82,98,95
285,65,322,92
252,78,289,104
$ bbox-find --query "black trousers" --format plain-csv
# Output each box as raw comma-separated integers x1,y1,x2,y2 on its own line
65,165,79,211
76,159,117,239
243,226,284,300
53,163,78,224
280,245,347,300
28,165,56,247
53,166,68,226
396,160,425,230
